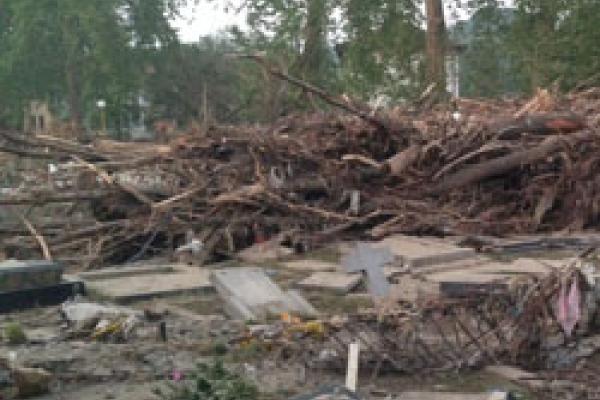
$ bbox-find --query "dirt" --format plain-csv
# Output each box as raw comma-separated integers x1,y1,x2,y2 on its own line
0,290,542,400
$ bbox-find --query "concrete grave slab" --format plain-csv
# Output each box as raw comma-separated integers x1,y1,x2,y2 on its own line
417,257,568,298
211,267,318,320
425,269,513,284
283,260,339,272
373,235,476,269
467,258,557,276
425,269,512,298
296,272,362,293
412,257,491,275
398,392,509,400
0,260,63,292
72,264,174,281
84,265,214,303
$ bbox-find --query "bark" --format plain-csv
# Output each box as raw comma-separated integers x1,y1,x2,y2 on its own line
0,190,109,205
61,11,85,141
66,61,84,140
432,131,595,193
300,0,328,81
425,0,446,91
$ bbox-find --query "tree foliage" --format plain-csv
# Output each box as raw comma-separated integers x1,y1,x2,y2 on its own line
2,0,600,131
0,0,188,130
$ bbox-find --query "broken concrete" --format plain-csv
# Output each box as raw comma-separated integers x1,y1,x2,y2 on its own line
12,367,52,398
373,235,477,270
211,267,318,320
296,272,362,294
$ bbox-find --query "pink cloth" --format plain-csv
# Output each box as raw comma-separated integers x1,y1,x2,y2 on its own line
171,370,184,382
556,278,581,337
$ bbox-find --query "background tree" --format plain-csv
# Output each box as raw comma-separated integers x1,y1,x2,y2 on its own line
337,0,425,101
425,0,446,91
147,35,256,125
0,0,190,134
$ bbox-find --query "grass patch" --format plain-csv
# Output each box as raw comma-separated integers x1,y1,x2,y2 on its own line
153,360,259,400
4,322,27,345
308,292,372,314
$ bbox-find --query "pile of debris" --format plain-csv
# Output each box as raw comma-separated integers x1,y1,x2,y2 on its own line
2,87,600,267
227,251,600,399
283,260,594,372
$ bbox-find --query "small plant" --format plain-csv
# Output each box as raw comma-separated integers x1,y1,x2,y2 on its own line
4,322,26,345
213,341,228,356
153,360,259,400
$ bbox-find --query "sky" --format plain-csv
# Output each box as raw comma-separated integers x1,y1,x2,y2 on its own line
172,1,517,43
172,2,247,43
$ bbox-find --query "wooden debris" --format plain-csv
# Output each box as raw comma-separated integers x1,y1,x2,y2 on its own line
1,89,600,267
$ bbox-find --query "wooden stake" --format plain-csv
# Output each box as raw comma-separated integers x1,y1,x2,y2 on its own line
346,341,360,392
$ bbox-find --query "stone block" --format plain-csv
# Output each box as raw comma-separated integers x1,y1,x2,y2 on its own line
296,272,362,294
84,265,213,303
0,260,63,292
211,267,318,320
283,260,339,272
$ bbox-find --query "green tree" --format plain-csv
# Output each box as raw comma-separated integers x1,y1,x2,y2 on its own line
338,0,425,101
0,0,190,134
509,0,600,91
147,36,257,124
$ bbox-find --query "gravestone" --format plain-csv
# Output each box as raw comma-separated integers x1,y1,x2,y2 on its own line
211,267,318,320
0,260,63,292
342,243,394,298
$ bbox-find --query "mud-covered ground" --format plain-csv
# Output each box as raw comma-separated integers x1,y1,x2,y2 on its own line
0,292,539,400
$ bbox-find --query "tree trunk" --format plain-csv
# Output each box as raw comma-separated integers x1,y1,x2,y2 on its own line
300,0,328,82
66,61,84,140
425,0,446,91
60,9,85,142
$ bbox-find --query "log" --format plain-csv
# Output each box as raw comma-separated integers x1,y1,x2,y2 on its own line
493,113,586,139
0,190,109,205
0,130,107,161
385,145,422,176
432,131,595,193
72,156,154,206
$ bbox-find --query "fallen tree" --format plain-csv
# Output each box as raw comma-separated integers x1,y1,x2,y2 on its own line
2,87,600,267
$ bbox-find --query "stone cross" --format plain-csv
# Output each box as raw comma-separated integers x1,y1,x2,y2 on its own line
342,243,394,298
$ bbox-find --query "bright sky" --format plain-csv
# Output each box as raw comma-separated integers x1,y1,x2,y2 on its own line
172,1,517,42
172,2,247,42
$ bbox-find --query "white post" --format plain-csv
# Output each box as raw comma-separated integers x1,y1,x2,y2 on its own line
346,341,360,392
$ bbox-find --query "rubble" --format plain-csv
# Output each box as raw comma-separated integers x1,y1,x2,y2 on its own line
2,89,600,268
60,300,142,340
232,251,600,386
12,366,52,398
4,87,600,399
